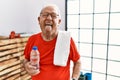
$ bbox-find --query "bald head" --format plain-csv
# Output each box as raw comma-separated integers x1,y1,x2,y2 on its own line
40,4,61,19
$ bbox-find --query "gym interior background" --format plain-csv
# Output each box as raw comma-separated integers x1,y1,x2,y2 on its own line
0,0,120,80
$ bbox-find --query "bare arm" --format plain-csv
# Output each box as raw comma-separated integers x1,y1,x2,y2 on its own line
72,59,81,79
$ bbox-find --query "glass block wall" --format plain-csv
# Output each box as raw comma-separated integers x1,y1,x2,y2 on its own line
66,0,120,80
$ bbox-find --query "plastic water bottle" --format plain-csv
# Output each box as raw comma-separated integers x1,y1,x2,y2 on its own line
30,46,40,73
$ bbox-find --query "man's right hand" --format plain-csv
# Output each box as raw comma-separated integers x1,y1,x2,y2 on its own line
23,59,40,76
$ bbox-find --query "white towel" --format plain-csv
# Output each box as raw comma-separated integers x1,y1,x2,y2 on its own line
54,31,71,66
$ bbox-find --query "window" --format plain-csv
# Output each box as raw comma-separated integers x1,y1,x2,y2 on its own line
66,0,120,80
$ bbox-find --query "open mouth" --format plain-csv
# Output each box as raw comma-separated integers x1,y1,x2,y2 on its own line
45,23,52,32
45,23,53,27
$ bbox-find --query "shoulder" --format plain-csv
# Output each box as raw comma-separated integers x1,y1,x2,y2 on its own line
28,33,41,40
70,37,75,44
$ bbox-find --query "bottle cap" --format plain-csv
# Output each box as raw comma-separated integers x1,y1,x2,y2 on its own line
32,46,38,50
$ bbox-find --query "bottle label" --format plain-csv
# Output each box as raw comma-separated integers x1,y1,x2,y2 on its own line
30,47,40,69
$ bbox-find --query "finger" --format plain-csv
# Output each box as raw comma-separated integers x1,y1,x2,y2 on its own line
28,63,37,70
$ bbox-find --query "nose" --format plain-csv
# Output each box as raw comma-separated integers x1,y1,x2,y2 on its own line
46,14,52,19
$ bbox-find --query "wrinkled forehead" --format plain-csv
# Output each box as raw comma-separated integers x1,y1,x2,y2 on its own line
40,5,59,14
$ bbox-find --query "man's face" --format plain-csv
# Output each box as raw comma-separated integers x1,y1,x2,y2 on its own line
38,6,61,35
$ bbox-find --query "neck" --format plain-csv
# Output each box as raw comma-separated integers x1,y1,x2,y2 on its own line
41,31,58,41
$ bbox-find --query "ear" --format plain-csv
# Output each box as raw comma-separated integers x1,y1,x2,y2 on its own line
38,16,41,24
38,16,40,21
58,19,61,24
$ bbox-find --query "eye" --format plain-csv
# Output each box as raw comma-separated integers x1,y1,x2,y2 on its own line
42,13,48,17
40,13,59,19
51,14,58,18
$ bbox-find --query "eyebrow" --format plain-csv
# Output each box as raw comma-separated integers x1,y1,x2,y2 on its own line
41,12,58,14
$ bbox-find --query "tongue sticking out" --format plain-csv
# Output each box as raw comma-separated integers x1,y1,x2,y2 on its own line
45,26,52,32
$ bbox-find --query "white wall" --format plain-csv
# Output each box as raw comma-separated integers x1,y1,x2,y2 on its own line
0,0,65,36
